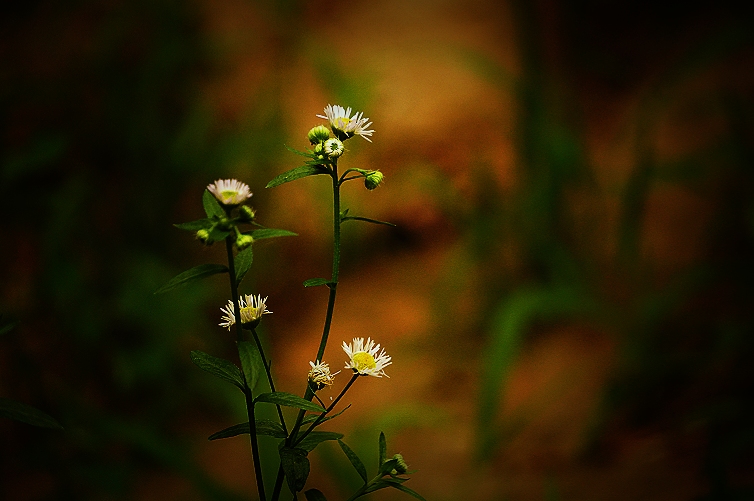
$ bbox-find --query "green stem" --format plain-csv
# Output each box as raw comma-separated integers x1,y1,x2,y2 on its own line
293,374,358,447
249,326,288,435
345,473,384,501
226,237,266,501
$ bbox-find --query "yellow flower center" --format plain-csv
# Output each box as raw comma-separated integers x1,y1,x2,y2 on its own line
352,352,376,372
333,117,351,131
221,190,238,200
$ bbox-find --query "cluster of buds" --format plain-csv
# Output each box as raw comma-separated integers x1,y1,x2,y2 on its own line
195,179,257,249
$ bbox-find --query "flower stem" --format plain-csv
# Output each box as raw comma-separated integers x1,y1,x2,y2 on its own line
226,236,266,501
249,326,288,435
293,374,358,447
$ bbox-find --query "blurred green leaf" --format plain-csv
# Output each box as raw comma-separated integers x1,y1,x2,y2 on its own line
234,246,253,284
255,392,325,413
208,419,286,440
189,350,244,390
0,317,19,336
202,189,225,218
266,165,330,188
154,264,228,294
0,398,63,429
341,215,396,227
378,431,387,465
338,439,367,483
280,446,310,493
250,228,298,240
303,278,331,288
237,341,263,391
304,489,328,501
296,431,344,452
174,218,213,231
389,483,426,500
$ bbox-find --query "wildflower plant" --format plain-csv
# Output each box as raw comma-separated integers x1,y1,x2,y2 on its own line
156,105,423,500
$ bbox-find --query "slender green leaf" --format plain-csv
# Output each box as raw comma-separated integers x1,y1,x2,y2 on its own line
304,489,328,501
208,419,286,440
154,264,228,294
202,189,225,218
301,404,350,425
284,144,315,158
266,165,330,189
341,216,396,227
207,227,231,242
379,431,387,465
303,278,330,288
0,398,63,429
174,218,213,231
255,392,325,413
208,422,249,440
390,484,426,500
338,439,368,483
237,341,263,391
280,446,310,493
234,246,253,284
189,350,244,390
250,228,298,240
297,431,343,452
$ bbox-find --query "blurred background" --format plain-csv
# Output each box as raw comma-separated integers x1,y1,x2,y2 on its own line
2,0,753,499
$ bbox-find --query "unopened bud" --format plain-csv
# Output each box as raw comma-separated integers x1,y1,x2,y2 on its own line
235,233,254,251
308,125,331,144
324,138,344,158
239,205,256,222
392,454,408,474
196,229,212,245
364,170,384,190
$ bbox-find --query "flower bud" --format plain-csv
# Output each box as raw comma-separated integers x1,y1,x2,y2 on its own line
196,229,213,245
308,125,330,144
324,138,344,158
392,454,408,474
235,233,254,251
364,170,384,190
239,205,256,222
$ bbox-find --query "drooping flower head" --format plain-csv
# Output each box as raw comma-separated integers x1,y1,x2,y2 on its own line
219,294,271,330
342,337,391,377
308,360,339,391
207,179,252,207
317,105,374,142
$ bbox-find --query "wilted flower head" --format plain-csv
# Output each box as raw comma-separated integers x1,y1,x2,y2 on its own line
317,105,374,142
342,337,391,377
207,179,252,207
308,360,339,391
219,294,271,329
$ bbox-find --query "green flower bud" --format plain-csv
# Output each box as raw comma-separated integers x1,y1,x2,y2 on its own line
324,138,344,158
236,233,254,251
308,125,330,144
196,229,212,245
364,170,384,190
392,454,408,474
239,205,256,222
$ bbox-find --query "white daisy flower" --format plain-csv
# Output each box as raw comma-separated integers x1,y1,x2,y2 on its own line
308,360,339,391
219,294,271,329
207,179,252,207
342,337,392,377
317,104,374,142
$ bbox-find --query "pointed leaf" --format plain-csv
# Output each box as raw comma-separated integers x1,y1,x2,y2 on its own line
237,341,263,391
304,489,328,501
174,218,213,231
301,404,350,425
190,350,244,390
266,165,330,188
202,189,225,218
254,392,325,413
379,431,387,465
341,216,396,227
208,419,286,440
280,446,310,493
284,144,316,158
390,484,426,501
234,246,253,284
0,398,63,429
338,439,368,483
154,264,228,294
303,278,331,288
296,431,343,452
250,228,298,240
